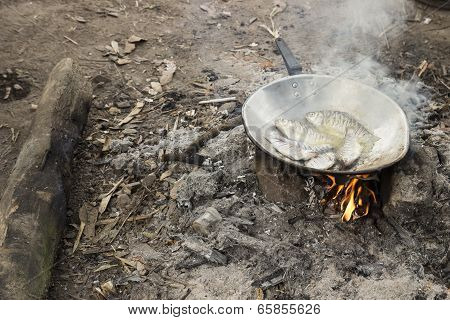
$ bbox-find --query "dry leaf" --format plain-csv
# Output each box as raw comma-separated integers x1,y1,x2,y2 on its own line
102,136,112,152
116,256,137,268
160,169,173,181
72,205,88,253
3,87,11,99
159,60,177,85
92,217,119,244
74,16,87,23
128,35,147,43
107,11,119,18
111,40,120,54
118,101,145,126
72,223,85,254
256,288,264,300
100,280,116,297
136,261,148,276
417,60,429,78
123,42,136,54
170,178,185,200
94,264,118,273
116,58,132,65
98,177,125,214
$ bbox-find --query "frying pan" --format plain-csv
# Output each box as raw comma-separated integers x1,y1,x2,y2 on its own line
242,38,410,175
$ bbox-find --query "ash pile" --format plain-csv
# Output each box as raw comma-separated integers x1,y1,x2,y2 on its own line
53,72,448,300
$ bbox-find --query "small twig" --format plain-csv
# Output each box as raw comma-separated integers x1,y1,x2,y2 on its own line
191,82,213,90
78,57,110,63
96,209,158,226
198,97,236,105
64,35,79,45
438,78,450,91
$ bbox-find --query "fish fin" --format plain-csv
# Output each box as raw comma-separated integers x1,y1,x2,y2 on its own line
337,131,362,167
306,152,335,170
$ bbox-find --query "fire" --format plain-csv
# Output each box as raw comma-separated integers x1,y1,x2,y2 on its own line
323,174,378,222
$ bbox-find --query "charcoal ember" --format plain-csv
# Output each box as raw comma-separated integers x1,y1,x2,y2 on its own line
159,91,185,111
355,263,385,278
182,237,227,265
224,216,254,228
251,268,285,290
175,253,208,270
202,68,219,81
160,100,176,111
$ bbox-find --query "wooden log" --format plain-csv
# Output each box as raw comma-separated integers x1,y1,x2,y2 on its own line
0,58,92,299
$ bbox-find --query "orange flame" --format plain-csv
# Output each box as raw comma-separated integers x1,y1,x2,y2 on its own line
324,174,378,222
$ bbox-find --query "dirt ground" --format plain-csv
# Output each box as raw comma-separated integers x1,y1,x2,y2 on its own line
0,0,449,300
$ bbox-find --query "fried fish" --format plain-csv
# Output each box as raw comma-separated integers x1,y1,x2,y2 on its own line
336,128,363,167
266,130,333,161
305,110,379,151
275,118,338,147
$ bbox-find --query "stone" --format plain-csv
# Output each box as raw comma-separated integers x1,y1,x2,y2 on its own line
108,106,121,115
192,207,222,236
150,81,163,93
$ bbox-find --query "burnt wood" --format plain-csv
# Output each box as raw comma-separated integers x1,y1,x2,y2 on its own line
0,59,92,299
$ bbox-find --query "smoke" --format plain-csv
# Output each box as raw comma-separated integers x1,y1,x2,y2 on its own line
304,0,427,124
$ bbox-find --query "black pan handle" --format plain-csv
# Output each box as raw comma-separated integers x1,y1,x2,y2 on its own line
275,37,302,75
